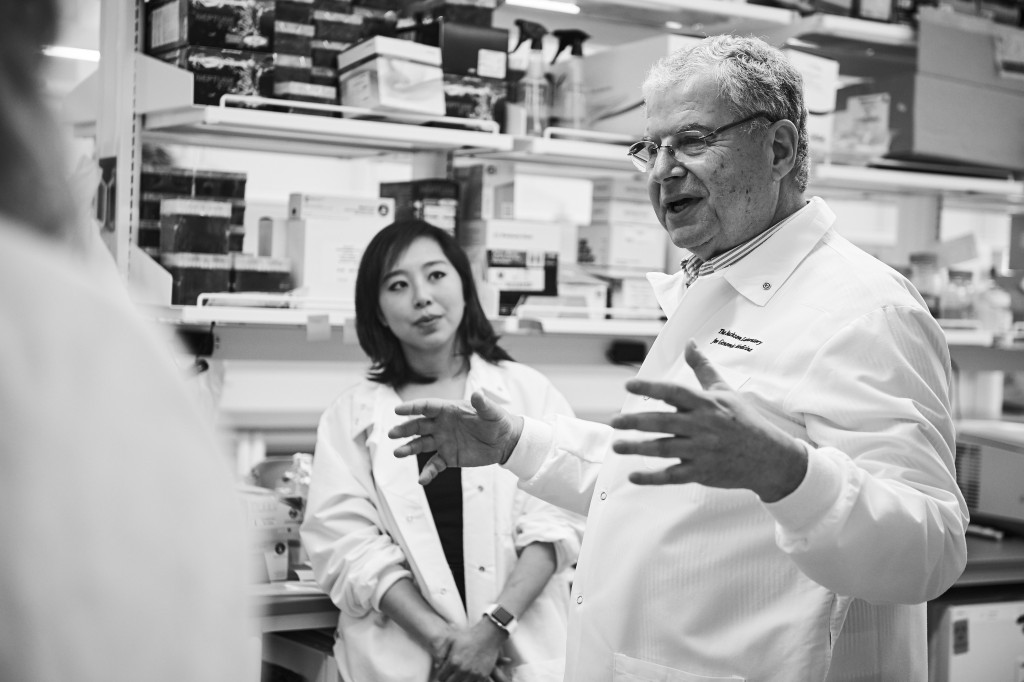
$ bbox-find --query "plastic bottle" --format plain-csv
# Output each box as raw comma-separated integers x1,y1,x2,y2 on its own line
908,252,944,318
939,269,975,320
975,269,1014,341
512,19,551,137
550,29,590,130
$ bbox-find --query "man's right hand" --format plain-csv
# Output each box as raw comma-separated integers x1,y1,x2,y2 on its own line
388,391,524,485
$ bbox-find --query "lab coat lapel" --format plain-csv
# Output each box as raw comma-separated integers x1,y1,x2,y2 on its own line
367,387,466,625
623,276,733,414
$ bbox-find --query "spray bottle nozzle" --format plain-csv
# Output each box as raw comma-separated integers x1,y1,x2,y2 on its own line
513,19,549,53
551,29,590,65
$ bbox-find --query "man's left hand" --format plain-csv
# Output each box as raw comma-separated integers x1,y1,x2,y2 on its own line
609,340,808,503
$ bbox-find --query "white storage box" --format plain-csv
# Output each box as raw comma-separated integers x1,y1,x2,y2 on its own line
336,36,445,116
591,174,650,203
285,196,395,302
589,198,657,226
548,34,703,137
579,221,667,270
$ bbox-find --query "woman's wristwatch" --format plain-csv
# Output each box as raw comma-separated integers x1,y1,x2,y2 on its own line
482,603,518,635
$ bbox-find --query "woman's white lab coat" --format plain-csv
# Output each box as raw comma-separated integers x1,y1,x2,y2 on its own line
302,355,584,682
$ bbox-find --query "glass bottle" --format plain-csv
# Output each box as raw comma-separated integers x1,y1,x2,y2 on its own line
908,252,944,318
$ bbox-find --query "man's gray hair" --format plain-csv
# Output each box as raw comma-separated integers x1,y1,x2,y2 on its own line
642,34,810,192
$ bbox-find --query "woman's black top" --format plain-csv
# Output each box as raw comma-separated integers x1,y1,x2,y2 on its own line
417,451,465,606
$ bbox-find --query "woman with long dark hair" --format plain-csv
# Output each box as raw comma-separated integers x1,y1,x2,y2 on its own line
302,220,583,682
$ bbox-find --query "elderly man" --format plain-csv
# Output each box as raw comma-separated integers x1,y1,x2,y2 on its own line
391,35,968,681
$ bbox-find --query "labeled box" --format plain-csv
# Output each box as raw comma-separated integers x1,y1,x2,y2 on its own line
839,71,1024,171
160,252,233,305
589,198,656,226
379,179,460,235
146,0,274,55
461,218,562,315
156,46,272,106
591,175,649,203
336,36,446,115
285,196,395,301
578,221,667,270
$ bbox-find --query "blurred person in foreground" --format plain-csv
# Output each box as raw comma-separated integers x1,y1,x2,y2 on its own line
0,2,250,680
388,35,968,682
301,220,583,682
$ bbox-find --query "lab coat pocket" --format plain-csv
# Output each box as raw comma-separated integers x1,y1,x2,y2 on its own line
511,657,565,682
612,653,745,682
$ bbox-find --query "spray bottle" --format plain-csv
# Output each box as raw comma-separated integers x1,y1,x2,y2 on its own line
550,29,589,130
511,19,550,136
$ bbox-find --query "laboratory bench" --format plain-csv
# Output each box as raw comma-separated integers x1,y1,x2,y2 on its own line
254,534,1024,633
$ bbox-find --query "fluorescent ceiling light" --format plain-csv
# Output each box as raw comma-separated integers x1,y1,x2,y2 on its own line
504,0,581,14
42,45,100,62
664,20,685,29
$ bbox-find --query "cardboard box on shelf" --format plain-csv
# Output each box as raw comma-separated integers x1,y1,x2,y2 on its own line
918,7,1024,95
583,267,662,318
146,0,274,55
590,175,649,203
578,220,667,271
336,36,446,116
547,34,703,138
838,72,1024,171
589,198,656,226
782,48,839,162
461,218,564,315
454,161,515,222
284,196,395,301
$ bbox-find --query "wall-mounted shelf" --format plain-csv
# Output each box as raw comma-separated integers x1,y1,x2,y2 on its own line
809,163,1024,204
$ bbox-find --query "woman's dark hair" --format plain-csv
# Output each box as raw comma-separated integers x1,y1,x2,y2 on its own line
355,219,512,387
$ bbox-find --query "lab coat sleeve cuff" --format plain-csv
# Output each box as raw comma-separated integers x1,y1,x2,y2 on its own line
371,564,414,612
502,416,553,481
765,440,845,538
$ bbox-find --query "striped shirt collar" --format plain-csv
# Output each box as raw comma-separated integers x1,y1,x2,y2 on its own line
682,210,802,286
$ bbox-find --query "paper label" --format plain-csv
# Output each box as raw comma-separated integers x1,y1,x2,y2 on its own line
477,49,507,80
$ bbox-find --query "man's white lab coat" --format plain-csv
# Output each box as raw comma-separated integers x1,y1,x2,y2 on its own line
302,356,584,682
505,198,969,682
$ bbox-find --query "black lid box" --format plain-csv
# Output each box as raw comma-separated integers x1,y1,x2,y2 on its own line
231,254,294,293
146,0,275,55
314,10,365,42
161,253,233,306
155,46,273,106
159,198,233,254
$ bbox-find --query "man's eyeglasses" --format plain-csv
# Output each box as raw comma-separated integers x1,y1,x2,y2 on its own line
627,113,774,173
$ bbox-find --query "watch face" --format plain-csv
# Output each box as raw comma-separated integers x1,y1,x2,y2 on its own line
491,605,514,626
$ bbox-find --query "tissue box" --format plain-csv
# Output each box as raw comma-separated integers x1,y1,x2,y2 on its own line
336,36,445,115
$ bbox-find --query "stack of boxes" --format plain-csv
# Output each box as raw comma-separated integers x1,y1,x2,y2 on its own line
145,0,510,125
835,8,1024,172
578,175,667,318
285,193,395,308
143,165,293,306
454,161,566,316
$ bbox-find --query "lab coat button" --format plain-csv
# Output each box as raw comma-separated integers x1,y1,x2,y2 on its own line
440,588,447,595
478,566,486,572
576,596,583,604
763,282,771,290
599,492,607,500
477,485,484,492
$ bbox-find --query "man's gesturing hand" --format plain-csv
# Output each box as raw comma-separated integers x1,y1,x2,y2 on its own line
609,340,808,503
389,391,525,486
